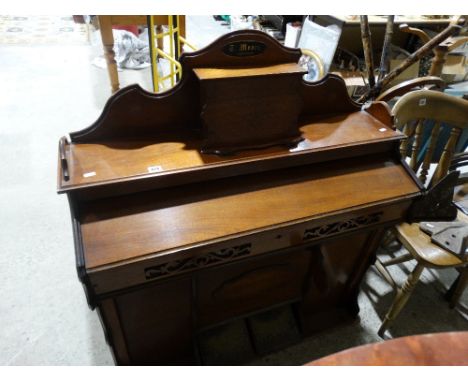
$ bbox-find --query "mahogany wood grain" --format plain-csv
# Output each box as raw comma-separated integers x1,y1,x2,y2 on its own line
57,30,424,365
87,200,411,295
97,299,131,365
64,33,364,148
80,154,420,270
306,331,468,366
69,84,199,143
67,74,361,148
113,277,195,365
300,74,361,117
68,31,305,145
300,232,371,313
179,30,302,69
299,229,387,335
362,101,393,128
198,72,304,154
95,229,392,365
59,111,400,193
196,249,309,327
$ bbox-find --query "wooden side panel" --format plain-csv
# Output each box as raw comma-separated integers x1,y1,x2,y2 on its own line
299,230,379,334
69,83,199,142
97,299,131,365
114,277,195,365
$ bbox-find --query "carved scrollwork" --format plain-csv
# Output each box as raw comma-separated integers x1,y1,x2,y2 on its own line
145,243,252,280
303,212,383,241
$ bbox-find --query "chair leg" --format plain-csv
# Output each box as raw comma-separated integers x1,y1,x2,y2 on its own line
446,266,468,309
378,262,425,337
374,259,397,289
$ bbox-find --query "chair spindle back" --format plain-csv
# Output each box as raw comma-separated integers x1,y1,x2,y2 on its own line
393,90,468,186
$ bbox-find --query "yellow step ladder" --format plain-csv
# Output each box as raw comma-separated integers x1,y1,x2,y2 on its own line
148,15,197,92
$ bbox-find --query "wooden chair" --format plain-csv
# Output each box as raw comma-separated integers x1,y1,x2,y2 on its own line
375,76,446,103
399,21,468,78
376,90,468,337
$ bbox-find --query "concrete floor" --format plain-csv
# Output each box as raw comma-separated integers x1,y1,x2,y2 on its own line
0,16,467,366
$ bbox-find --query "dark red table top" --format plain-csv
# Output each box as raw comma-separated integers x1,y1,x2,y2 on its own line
306,331,468,366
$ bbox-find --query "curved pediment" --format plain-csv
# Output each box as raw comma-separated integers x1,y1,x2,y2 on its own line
69,82,200,143
301,73,361,117
69,30,366,145
180,29,302,69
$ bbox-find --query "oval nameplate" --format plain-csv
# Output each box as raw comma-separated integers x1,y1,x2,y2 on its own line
222,41,266,57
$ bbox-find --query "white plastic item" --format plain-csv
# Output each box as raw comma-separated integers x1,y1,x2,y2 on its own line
298,18,341,74
230,15,254,31
284,22,302,48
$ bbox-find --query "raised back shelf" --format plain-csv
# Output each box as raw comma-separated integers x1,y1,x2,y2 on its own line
58,30,395,200
58,111,400,199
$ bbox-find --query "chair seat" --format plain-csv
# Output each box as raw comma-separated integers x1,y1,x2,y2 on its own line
394,211,468,268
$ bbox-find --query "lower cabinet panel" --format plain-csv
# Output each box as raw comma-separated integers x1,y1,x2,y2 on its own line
299,231,376,334
114,277,195,365
196,249,310,327
98,228,383,365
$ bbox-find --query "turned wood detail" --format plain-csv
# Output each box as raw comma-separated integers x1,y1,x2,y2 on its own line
399,121,417,158
378,262,425,337
429,36,468,77
409,119,425,171
433,127,461,185
419,121,441,184
144,243,252,280
303,212,383,241
430,49,448,77
98,16,120,93
393,90,468,186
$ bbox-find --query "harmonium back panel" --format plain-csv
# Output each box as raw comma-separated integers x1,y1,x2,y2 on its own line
57,31,422,365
